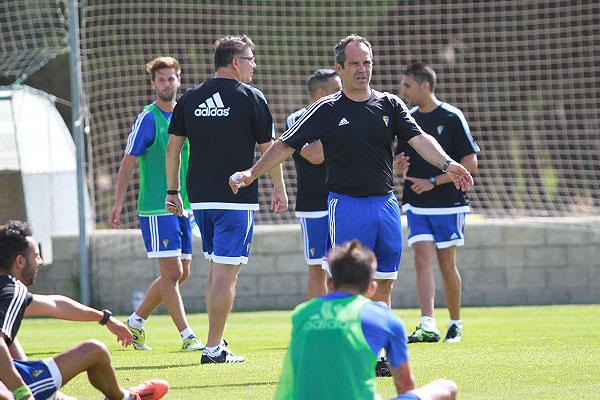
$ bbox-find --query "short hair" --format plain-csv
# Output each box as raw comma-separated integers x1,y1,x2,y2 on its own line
214,35,256,70
145,57,181,81
402,62,437,91
0,220,32,271
334,34,373,67
328,240,376,293
306,69,338,98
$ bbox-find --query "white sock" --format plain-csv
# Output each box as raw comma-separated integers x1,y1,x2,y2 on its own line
449,319,462,329
127,313,145,329
180,327,194,339
204,345,221,355
420,316,437,332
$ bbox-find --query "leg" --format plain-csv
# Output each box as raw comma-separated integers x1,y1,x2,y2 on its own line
157,257,189,332
413,241,436,318
53,340,126,400
206,262,241,347
0,381,11,400
436,246,461,320
371,279,394,306
410,379,458,400
307,265,327,299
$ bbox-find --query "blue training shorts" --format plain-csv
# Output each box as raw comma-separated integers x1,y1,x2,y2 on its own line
405,209,466,249
13,358,62,400
326,192,402,280
296,211,328,266
139,213,193,259
393,393,421,400
193,209,254,265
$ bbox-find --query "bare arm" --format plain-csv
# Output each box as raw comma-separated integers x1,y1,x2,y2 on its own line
229,138,295,194
165,135,187,217
407,133,474,191
299,140,324,164
258,141,288,214
8,338,26,361
0,333,31,398
430,153,477,186
25,295,132,347
391,360,416,395
109,154,138,228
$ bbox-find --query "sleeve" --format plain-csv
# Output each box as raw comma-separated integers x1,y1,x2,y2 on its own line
451,111,480,159
0,284,32,345
124,110,156,156
384,310,409,368
391,95,424,144
168,89,190,137
360,302,409,367
251,89,275,144
280,104,327,151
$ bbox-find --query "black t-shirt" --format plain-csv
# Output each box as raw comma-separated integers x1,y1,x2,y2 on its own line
395,103,480,209
287,108,328,212
281,90,422,197
169,78,274,207
0,275,32,345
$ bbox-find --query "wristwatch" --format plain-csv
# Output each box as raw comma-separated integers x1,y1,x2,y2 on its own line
166,189,180,195
442,159,452,173
99,309,112,325
429,177,437,187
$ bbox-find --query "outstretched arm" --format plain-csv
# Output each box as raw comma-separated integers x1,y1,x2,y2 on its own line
25,295,132,347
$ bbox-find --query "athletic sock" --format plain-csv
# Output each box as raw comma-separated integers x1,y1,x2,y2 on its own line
449,319,462,330
180,327,194,339
420,316,437,332
204,345,221,356
128,313,145,329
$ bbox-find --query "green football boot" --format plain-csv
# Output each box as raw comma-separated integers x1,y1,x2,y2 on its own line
126,320,153,350
407,325,441,343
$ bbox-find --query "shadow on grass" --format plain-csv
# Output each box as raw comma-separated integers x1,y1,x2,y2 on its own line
169,381,278,390
115,363,200,370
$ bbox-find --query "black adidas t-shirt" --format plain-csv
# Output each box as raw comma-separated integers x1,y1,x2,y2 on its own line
169,78,274,206
287,108,328,212
281,90,422,197
395,103,480,209
0,275,32,345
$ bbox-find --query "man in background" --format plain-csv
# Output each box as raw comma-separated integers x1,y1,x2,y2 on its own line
109,56,204,352
395,62,479,343
286,69,342,299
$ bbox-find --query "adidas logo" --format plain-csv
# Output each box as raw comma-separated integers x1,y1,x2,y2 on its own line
195,92,230,117
338,117,349,126
450,233,459,239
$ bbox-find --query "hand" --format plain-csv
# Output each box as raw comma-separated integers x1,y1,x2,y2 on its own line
106,317,133,347
404,176,435,195
446,161,474,192
229,171,253,194
109,204,123,228
270,189,288,214
165,194,183,216
394,152,410,178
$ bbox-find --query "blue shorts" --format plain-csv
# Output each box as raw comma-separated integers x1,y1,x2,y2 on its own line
393,393,420,400
326,192,402,279
296,211,328,265
13,358,62,400
139,214,193,259
193,209,254,265
405,210,466,249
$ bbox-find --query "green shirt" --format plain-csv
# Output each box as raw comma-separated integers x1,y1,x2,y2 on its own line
137,103,191,215
275,295,379,400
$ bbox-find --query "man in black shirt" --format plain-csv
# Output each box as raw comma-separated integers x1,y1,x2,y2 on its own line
0,221,168,400
166,35,287,364
287,69,342,299
395,63,479,344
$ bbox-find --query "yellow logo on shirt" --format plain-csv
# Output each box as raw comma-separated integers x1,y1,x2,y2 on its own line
437,125,444,135
163,239,169,248
382,116,390,127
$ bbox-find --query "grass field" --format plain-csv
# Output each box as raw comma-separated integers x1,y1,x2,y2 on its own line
18,304,599,399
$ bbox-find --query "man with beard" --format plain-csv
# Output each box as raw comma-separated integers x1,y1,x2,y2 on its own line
109,57,204,352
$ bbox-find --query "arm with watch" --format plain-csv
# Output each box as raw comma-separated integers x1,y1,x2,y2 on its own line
24,294,132,347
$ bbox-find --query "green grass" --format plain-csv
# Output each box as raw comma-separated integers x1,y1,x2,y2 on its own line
18,305,600,399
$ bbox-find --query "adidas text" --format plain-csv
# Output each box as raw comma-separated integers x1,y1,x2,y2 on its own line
195,107,230,117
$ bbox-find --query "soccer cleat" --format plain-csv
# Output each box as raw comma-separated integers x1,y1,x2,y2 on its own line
126,320,152,350
375,357,392,377
182,335,205,351
443,323,463,343
201,345,245,364
407,325,441,343
128,379,169,400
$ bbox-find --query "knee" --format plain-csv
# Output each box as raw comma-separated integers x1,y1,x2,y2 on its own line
162,263,184,282
80,339,110,363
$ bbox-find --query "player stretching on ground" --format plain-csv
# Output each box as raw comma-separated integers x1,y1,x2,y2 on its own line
287,69,342,299
0,221,169,400
110,57,204,352
395,63,479,343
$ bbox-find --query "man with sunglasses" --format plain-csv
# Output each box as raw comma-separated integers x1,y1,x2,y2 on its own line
166,35,287,364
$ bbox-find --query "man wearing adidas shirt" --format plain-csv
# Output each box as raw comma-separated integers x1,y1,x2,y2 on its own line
394,63,479,344
166,35,287,364
230,35,474,309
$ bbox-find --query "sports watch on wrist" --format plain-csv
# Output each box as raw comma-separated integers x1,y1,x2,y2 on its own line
442,159,452,173
430,177,437,187
99,309,112,325
166,189,180,195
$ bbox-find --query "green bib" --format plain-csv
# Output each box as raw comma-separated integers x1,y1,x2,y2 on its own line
137,103,190,215
275,295,379,400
